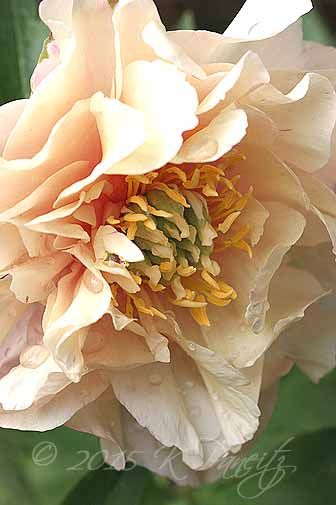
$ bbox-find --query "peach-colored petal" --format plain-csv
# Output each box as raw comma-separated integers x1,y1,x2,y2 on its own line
0,99,99,213
5,0,116,159
43,249,111,380
55,94,146,202
0,100,27,155
112,60,198,174
0,224,26,270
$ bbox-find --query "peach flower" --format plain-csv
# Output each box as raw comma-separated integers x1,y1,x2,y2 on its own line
0,0,336,485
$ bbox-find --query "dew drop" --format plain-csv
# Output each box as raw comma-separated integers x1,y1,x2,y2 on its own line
84,270,104,294
252,319,263,333
185,380,195,389
188,343,196,352
149,373,163,386
20,345,49,369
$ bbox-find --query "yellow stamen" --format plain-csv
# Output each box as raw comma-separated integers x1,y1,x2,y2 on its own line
123,213,148,223
152,183,190,208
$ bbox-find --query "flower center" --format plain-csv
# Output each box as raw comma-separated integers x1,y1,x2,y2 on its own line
108,151,252,326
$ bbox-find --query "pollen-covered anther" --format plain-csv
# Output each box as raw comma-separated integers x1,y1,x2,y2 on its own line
106,152,252,326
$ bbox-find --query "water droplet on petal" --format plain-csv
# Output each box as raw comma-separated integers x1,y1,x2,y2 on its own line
185,380,195,389
149,373,163,386
188,343,196,352
84,270,104,294
20,345,49,369
252,319,263,333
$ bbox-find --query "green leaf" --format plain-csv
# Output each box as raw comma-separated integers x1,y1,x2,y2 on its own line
255,367,336,453
105,466,151,505
0,430,36,505
0,0,48,104
63,465,152,505
194,429,336,505
62,465,121,505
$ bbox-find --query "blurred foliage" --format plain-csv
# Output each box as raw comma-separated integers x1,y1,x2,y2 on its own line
0,2,336,505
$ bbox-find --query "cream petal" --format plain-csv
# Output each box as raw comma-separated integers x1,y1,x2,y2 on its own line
271,293,336,383
245,73,336,172
95,225,144,263
136,310,170,363
268,265,329,340
0,100,27,155
0,279,28,348
102,407,199,484
8,253,72,304
0,371,108,431
243,202,306,331
231,197,270,247
302,41,336,70
243,105,279,149
199,358,262,453
236,145,309,212
110,361,204,469
143,20,206,80
205,203,306,368
228,265,330,372
0,304,43,378
197,51,269,115
67,387,125,468
84,314,154,370
224,0,312,41
112,0,161,73
167,30,224,66
294,167,336,218
174,107,247,164
0,353,67,411
213,21,306,70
